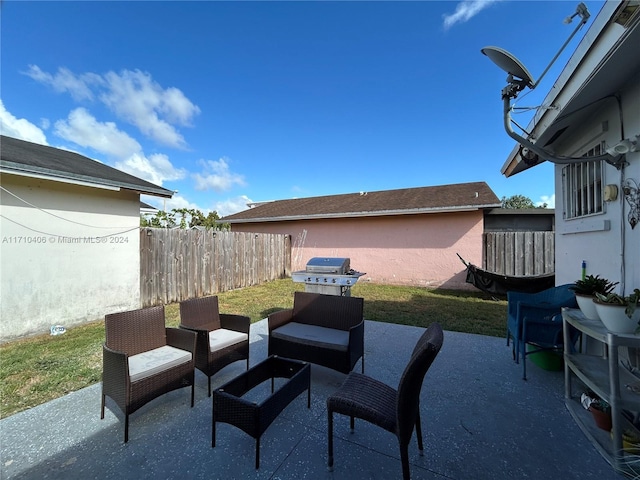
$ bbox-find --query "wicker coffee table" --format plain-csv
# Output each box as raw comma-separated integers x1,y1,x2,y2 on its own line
212,355,311,468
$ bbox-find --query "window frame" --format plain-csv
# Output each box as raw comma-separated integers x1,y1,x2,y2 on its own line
562,142,605,220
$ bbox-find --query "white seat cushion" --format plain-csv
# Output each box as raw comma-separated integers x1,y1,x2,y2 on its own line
128,345,192,382
209,329,248,352
271,322,349,352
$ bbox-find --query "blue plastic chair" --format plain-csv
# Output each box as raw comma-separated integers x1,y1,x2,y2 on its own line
506,284,578,379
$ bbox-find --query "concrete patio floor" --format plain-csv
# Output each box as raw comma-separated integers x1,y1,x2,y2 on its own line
0,319,624,479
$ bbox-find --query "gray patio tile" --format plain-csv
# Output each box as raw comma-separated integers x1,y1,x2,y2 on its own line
0,319,623,479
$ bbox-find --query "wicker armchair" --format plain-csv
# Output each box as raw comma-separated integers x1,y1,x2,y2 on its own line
101,305,196,442
506,284,578,379
327,323,444,480
179,296,250,396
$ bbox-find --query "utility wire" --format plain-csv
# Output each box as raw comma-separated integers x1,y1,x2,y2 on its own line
0,214,139,238
0,185,136,229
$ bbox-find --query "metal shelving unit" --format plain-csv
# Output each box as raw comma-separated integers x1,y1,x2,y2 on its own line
562,308,640,473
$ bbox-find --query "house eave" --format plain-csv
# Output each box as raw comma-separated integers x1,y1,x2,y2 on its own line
500,0,640,177
0,163,173,198
224,203,502,224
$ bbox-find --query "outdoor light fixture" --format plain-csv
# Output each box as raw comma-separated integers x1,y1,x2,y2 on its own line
606,136,640,156
481,3,624,168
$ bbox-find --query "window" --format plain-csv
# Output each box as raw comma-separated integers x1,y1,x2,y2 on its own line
562,143,604,219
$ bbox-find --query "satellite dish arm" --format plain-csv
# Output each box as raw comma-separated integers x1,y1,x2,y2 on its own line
485,3,623,168
502,95,622,166
531,3,590,89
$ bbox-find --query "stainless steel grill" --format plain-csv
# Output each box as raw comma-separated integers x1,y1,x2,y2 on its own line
291,257,365,296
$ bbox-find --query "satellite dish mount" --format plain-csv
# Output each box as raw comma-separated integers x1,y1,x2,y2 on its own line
481,3,623,168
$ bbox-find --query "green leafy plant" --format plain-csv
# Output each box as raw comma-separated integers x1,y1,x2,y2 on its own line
570,275,618,296
595,288,640,319
592,398,611,413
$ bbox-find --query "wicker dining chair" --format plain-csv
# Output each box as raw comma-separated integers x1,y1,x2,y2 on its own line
179,296,250,396
327,322,444,480
101,305,196,442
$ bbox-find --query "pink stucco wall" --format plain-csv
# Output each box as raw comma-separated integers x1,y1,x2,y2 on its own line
230,211,484,290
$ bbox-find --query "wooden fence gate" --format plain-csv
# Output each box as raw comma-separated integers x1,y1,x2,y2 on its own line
483,231,555,276
140,228,291,307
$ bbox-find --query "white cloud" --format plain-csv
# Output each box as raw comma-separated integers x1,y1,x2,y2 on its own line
1,96,185,190
0,99,48,145
24,65,102,102
214,195,253,217
54,108,141,158
160,87,200,125
537,194,555,208
443,0,500,30
193,158,246,192
115,152,186,186
100,69,200,148
165,193,200,211
51,107,186,187
23,66,199,148
141,193,200,213
140,193,243,220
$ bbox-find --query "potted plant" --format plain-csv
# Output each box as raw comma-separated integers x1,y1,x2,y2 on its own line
570,275,618,320
581,392,612,431
594,289,640,334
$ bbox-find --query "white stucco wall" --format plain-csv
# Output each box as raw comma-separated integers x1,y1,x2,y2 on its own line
554,73,640,294
0,175,142,341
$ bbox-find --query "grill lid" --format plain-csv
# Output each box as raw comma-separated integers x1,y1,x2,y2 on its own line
305,257,350,275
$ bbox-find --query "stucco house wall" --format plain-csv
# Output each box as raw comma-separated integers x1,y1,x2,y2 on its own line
229,210,484,290
497,2,640,294
554,73,640,290
0,135,172,342
0,175,142,340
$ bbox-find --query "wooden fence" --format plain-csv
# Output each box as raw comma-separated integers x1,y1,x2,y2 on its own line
140,228,291,307
483,231,555,276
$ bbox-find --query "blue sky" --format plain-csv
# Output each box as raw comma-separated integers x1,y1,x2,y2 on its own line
1,1,606,216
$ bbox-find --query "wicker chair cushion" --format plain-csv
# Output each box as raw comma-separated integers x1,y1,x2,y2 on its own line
128,345,193,382
208,329,249,352
271,322,349,352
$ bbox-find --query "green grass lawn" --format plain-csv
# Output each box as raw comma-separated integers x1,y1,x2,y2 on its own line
0,279,506,418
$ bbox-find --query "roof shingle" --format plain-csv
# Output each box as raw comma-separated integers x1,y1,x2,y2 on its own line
222,181,500,223
1,135,172,198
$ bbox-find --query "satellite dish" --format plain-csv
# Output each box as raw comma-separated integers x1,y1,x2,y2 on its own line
481,46,534,88
479,3,621,167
